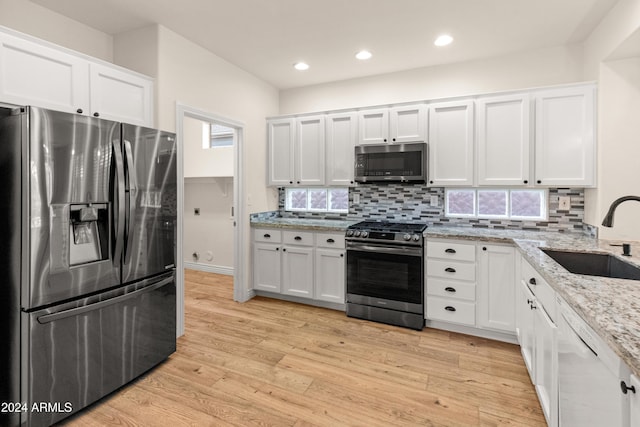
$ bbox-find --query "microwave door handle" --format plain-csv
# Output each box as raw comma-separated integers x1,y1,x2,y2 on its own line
112,139,125,266
123,140,137,263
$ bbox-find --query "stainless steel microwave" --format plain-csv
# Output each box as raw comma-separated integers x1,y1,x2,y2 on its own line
354,142,428,183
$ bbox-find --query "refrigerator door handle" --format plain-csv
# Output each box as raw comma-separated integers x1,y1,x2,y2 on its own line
112,139,126,266
124,139,137,263
37,276,173,324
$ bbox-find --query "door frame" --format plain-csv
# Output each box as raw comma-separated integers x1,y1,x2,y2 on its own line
175,103,246,337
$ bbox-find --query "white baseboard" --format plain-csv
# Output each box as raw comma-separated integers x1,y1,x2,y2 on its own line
183,262,233,276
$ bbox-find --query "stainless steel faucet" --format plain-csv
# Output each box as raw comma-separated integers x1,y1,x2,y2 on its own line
601,196,640,227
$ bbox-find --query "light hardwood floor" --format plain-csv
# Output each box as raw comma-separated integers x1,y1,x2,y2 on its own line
61,270,546,426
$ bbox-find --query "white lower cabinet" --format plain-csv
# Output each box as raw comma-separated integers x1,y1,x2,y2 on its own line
517,257,558,427
630,374,640,426
252,228,345,305
314,233,346,304
477,244,516,333
426,239,516,335
281,244,314,297
426,239,477,326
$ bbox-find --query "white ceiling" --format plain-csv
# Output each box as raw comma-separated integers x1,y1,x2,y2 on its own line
31,0,619,90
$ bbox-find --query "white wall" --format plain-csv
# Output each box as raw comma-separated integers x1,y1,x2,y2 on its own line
583,0,640,240
0,0,113,62
183,115,233,178
184,178,234,270
114,25,280,299
279,45,585,114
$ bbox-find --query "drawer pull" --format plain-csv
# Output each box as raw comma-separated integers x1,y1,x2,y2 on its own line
444,306,456,312
263,233,271,239
294,236,302,241
444,287,456,293
445,248,456,254
327,238,335,243
444,267,456,273
529,278,537,285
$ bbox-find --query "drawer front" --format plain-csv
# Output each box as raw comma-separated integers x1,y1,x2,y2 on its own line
426,296,476,326
426,278,476,301
316,232,345,249
283,230,315,246
254,228,282,243
427,259,476,281
426,240,476,262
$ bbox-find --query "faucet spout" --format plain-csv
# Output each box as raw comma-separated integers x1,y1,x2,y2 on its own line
601,196,640,227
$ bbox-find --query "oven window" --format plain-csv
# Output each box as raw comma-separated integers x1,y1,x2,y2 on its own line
346,250,422,304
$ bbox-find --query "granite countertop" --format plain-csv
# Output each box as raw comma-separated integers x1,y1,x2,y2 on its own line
250,216,358,231
425,225,640,378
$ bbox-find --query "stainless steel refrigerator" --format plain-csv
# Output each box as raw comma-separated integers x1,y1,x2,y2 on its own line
0,106,177,427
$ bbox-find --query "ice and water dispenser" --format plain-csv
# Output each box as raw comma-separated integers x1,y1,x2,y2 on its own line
69,204,109,266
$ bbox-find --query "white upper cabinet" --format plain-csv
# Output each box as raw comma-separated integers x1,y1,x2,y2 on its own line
89,63,153,126
389,104,427,143
326,112,357,186
296,115,325,186
0,33,89,114
534,85,596,187
428,100,475,186
358,104,426,145
477,94,531,186
358,108,389,145
267,115,326,186
0,30,154,127
267,118,295,186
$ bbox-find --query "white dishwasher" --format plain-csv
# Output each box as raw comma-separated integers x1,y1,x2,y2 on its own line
557,297,630,427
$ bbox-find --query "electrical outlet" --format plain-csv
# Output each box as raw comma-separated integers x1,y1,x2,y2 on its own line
558,196,571,210
430,195,439,207
353,194,360,204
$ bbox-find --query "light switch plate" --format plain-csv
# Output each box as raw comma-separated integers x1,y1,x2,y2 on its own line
558,196,570,210
353,194,360,204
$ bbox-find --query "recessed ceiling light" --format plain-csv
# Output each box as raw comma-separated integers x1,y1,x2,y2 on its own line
294,62,309,71
355,50,372,60
434,34,453,47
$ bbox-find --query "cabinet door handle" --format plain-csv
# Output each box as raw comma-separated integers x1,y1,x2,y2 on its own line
445,306,456,312
276,247,280,251
529,278,537,285
621,381,636,394
263,233,271,239
93,112,100,117
282,248,287,252
524,180,528,184
76,108,83,114
327,238,335,243
294,236,302,241
444,267,456,273
340,253,344,258
482,247,487,251
445,248,456,254
444,287,456,293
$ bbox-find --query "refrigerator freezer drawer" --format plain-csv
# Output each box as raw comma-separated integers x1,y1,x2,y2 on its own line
23,275,176,427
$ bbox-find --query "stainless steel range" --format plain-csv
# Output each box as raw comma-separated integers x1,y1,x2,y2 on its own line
345,220,427,330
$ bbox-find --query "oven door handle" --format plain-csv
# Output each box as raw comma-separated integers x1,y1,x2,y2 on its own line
346,244,422,257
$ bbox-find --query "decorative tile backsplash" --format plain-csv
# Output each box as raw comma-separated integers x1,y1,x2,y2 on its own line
277,184,586,233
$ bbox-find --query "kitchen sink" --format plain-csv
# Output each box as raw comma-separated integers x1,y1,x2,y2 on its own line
541,249,640,280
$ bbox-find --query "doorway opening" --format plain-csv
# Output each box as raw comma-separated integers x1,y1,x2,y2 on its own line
175,104,246,336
